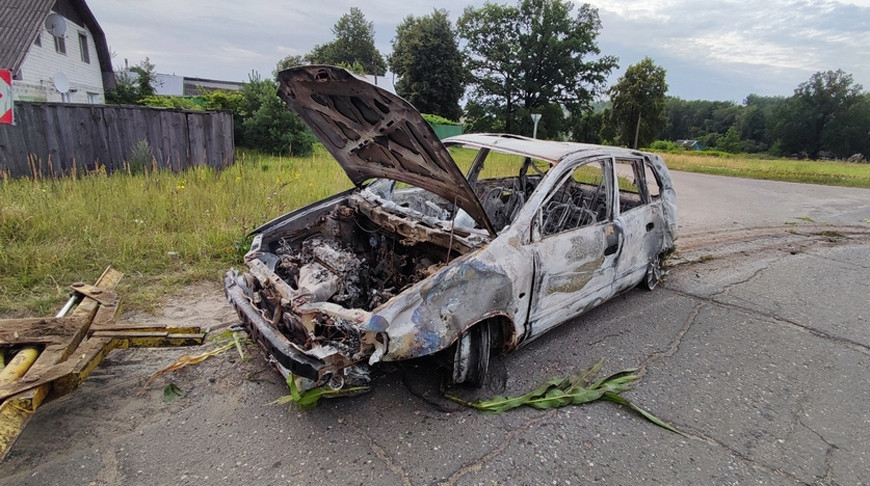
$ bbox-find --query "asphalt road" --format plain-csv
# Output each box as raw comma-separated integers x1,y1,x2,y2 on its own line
2,172,870,485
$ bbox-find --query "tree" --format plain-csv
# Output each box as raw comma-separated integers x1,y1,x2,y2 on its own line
772,70,868,158
105,57,157,104
274,54,304,77
306,7,386,76
715,126,741,153
606,58,668,148
458,0,618,135
572,109,604,144
238,76,314,156
389,10,465,121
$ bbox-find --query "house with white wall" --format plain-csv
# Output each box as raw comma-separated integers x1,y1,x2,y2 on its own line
0,0,115,103
152,73,243,96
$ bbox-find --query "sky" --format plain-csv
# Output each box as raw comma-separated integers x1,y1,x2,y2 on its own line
87,0,870,103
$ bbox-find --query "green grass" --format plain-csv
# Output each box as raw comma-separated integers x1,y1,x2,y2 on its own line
660,152,870,188
3,144,868,316
0,146,352,316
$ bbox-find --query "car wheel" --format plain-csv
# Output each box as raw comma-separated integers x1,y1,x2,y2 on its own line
641,255,662,290
451,322,491,386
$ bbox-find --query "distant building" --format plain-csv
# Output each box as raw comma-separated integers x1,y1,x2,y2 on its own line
0,0,115,103
152,73,243,96
676,139,702,150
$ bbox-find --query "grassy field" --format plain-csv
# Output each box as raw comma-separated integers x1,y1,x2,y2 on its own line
2,146,868,315
0,147,353,315
660,152,870,188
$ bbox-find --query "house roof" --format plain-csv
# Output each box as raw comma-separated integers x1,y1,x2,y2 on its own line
0,0,114,88
0,0,54,72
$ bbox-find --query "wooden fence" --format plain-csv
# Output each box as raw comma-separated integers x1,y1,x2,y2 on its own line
0,102,234,178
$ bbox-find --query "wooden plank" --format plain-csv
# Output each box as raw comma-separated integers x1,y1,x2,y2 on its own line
0,122,17,175
146,108,166,170
89,105,111,172
223,111,235,167
187,112,205,167
0,317,83,343
7,267,123,411
171,110,189,170
0,268,123,460
103,106,124,171
53,104,76,174
76,106,99,174
18,104,45,178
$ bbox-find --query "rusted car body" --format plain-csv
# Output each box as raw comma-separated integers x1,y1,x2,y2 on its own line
224,65,677,389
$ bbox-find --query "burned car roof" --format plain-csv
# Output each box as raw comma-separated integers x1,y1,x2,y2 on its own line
276,65,496,236
443,133,651,165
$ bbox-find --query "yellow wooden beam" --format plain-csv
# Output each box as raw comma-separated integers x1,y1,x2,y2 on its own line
0,349,39,387
0,267,123,461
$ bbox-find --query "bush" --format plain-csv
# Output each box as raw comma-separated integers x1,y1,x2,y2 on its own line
650,140,678,151
422,113,461,126
139,95,199,110
126,139,153,174
238,78,314,156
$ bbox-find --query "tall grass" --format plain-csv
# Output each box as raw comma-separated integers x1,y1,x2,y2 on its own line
0,146,351,315
3,145,868,315
661,152,870,188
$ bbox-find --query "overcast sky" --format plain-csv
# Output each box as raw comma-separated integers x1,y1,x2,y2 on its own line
87,0,870,102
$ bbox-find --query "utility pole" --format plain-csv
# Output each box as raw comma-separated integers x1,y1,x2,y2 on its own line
633,112,642,149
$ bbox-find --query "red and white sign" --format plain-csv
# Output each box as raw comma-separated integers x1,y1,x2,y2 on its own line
1,69,13,125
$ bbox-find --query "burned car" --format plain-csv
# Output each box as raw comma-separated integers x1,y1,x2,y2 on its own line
224,65,677,389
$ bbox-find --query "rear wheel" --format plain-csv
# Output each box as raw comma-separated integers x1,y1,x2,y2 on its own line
450,322,492,386
641,254,662,290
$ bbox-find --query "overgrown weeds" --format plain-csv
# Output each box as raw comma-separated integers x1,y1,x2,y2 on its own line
3,145,868,315
661,152,870,188
0,146,351,315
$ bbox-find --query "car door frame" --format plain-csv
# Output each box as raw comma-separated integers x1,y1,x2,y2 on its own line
611,157,668,294
520,155,622,342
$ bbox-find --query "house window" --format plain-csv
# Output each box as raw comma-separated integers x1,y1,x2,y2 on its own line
34,33,41,47
54,35,66,54
87,92,98,104
79,33,90,63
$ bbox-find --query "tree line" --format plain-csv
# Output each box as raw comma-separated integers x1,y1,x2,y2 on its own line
108,0,869,161
660,70,869,159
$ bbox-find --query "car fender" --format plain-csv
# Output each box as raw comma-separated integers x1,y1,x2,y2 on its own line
362,257,514,361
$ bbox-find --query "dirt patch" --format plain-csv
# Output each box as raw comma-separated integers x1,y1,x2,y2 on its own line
116,280,238,332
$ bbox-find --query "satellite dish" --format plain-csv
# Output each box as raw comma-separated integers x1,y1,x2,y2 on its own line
53,72,70,93
45,13,67,37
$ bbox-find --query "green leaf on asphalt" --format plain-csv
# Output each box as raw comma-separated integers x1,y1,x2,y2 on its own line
270,374,370,411
444,360,684,435
163,383,186,402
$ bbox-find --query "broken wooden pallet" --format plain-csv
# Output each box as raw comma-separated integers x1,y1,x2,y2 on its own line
0,267,205,460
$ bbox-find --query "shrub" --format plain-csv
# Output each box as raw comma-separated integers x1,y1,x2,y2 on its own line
238,78,314,156
650,140,678,151
139,95,198,110
422,113,461,126
126,139,153,174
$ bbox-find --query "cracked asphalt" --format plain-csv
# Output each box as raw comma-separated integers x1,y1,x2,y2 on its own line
2,172,870,485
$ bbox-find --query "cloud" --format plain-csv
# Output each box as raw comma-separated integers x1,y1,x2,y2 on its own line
588,0,869,99
87,0,867,100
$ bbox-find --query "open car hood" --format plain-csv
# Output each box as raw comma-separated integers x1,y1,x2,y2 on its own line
276,65,495,236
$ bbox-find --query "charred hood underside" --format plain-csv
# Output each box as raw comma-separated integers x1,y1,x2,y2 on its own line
276,65,495,236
